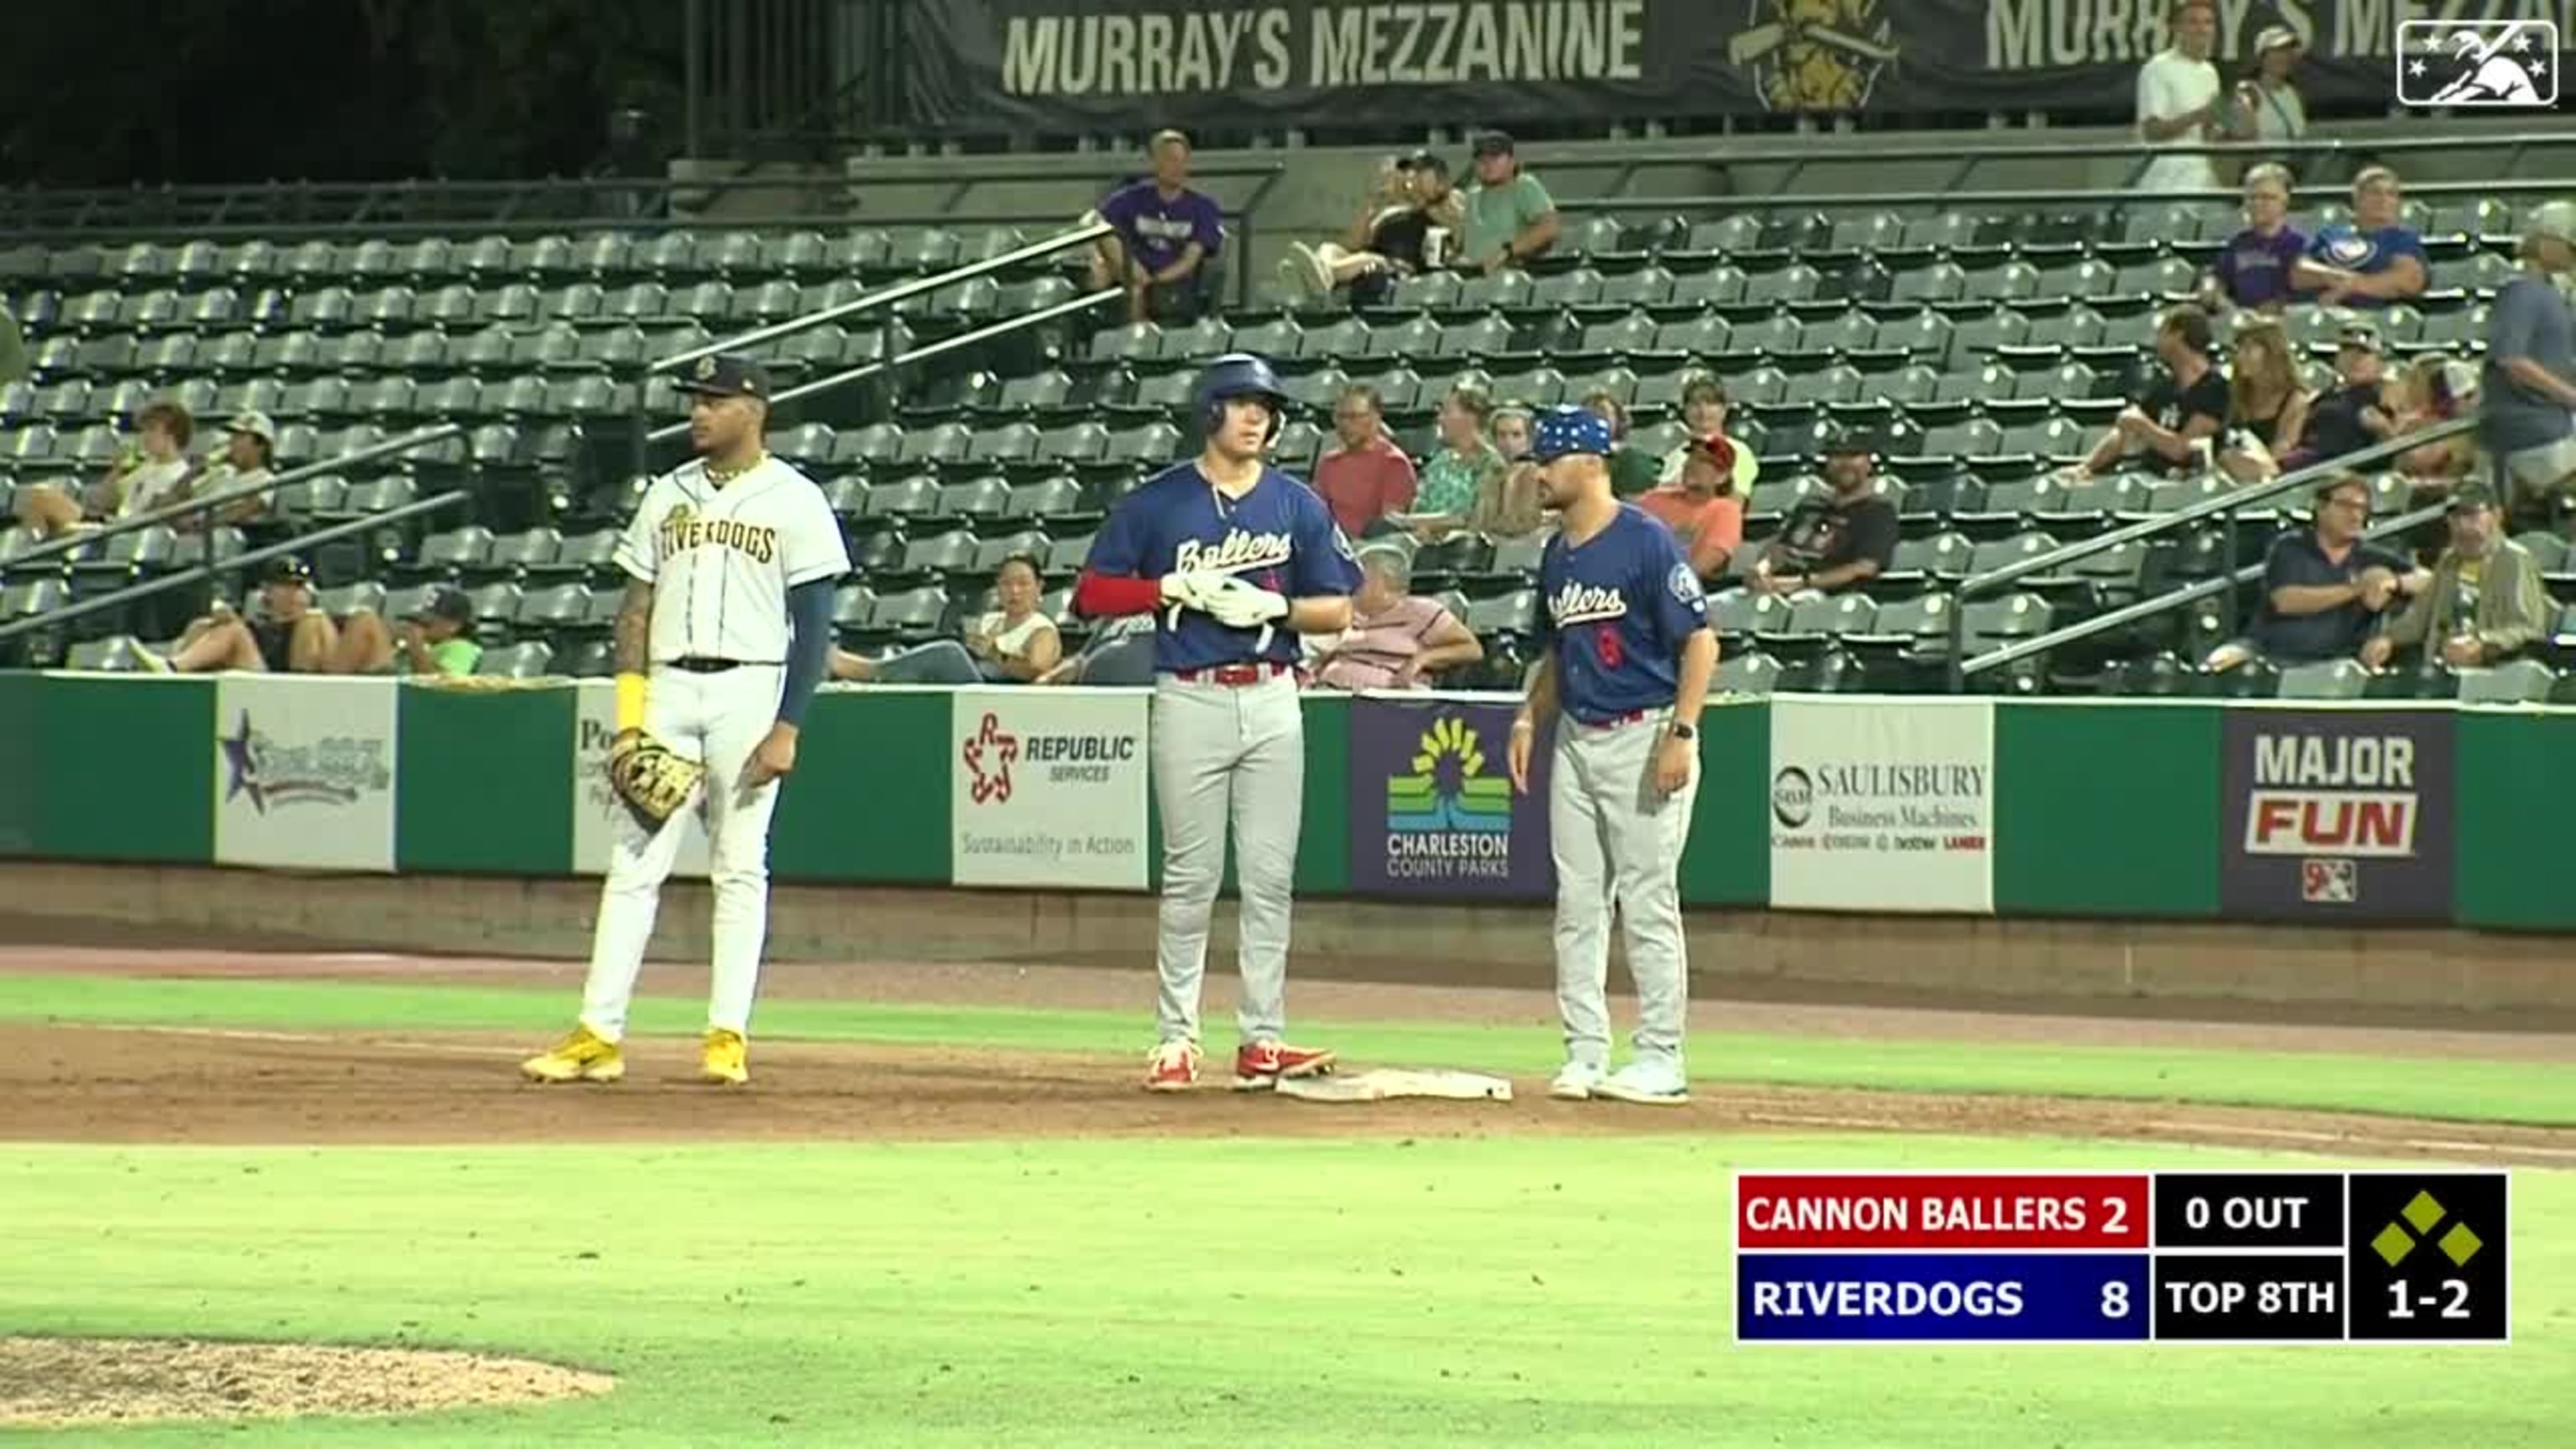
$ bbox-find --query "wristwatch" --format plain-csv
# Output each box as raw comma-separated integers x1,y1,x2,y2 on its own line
1669,722,1697,740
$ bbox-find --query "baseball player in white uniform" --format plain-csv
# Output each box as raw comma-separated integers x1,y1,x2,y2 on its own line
523,353,850,1087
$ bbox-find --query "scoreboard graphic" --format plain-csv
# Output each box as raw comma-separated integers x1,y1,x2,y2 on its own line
1733,1170,2509,1345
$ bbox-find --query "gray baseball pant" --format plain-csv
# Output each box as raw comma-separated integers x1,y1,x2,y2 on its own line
1150,671,1303,1046
1550,709,1698,1070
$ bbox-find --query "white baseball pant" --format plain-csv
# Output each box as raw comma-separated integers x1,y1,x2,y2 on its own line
1150,669,1304,1046
1549,708,1698,1070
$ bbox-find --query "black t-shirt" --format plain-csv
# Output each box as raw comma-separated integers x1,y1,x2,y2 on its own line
250,618,295,672
1366,205,1435,271
2299,381,2382,463
2249,530,2407,662
2134,366,2231,475
1773,493,1899,580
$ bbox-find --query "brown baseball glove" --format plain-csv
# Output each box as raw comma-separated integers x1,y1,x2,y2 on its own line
606,728,704,833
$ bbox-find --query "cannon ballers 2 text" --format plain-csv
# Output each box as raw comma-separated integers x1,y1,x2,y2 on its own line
1735,1172,2150,1343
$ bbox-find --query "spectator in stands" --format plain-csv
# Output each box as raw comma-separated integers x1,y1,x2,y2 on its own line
2360,484,2547,671
2134,1,2225,194
2393,356,2481,486
168,413,280,532
141,556,337,674
2293,166,2430,310
1280,150,1463,305
2277,322,2399,475
1034,615,1154,687
16,400,196,541
1578,391,1665,499
2071,304,2230,478
2227,26,2310,171
1492,403,1549,530
2202,163,2309,314
833,553,1061,685
1657,377,1760,496
1385,385,1504,540
1078,170,1145,292
2215,320,2310,482
1457,131,1558,275
1311,384,1417,539
2480,200,2576,517
1302,543,1483,691
2207,474,2422,672
1638,434,1747,584
1098,130,1224,325
1749,432,1897,596
335,584,485,678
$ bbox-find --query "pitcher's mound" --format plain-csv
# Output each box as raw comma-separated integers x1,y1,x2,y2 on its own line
0,1336,614,1429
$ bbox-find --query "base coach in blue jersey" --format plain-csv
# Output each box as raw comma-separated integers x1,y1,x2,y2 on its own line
1073,353,1363,1093
1508,405,1717,1107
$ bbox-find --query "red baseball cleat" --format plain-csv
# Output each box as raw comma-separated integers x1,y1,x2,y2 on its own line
1232,1039,1336,1091
1144,1039,1202,1093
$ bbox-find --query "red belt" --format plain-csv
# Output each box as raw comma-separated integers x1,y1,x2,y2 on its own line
1169,662,1290,686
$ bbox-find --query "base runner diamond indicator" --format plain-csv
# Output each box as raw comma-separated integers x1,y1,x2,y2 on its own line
2349,1171,2510,1343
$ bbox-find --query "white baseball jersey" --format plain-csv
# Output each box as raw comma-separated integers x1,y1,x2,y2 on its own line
615,455,850,665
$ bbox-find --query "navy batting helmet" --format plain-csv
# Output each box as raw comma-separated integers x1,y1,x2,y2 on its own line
1196,352,1291,442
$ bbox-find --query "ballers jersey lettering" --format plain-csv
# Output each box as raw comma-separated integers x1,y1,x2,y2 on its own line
615,456,850,665
1085,461,1361,673
1538,505,1710,724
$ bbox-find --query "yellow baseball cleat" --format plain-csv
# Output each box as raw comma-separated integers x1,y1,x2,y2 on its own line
699,1028,750,1086
522,1024,624,1084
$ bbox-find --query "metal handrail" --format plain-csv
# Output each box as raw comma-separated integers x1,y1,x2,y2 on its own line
1959,417,2482,603
643,222,1111,377
643,288,1122,445
1958,497,2454,678
628,223,1116,475
0,491,473,645
3,424,467,574
1572,177,2575,217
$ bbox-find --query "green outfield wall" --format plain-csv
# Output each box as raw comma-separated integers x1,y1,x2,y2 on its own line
1,674,2556,932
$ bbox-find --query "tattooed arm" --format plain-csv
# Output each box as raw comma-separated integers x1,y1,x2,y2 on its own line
613,578,653,732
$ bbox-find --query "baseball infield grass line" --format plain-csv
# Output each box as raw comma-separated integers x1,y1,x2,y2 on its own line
2,973,2573,1127
1,1136,2568,1447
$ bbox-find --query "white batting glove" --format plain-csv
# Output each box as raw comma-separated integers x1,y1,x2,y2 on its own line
1157,569,1223,630
1201,575,1290,631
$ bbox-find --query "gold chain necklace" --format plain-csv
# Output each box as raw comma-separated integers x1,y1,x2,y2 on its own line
705,451,768,486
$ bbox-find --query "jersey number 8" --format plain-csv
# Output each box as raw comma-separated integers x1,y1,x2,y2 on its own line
1592,626,1624,670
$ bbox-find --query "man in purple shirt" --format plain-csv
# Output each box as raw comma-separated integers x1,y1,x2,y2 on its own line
1098,129,1226,325
2205,162,2308,314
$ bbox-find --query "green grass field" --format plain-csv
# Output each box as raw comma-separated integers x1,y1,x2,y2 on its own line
3,974,2570,1446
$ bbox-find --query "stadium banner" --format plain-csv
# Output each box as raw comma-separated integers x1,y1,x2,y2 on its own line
568,681,711,881
896,0,2508,132
950,688,1150,891
1768,697,1994,914
2220,706,2454,923
210,676,397,873
1347,693,1554,901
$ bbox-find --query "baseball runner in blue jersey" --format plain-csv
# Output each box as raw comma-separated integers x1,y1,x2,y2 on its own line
1509,406,1717,1106
1075,354,1363,1092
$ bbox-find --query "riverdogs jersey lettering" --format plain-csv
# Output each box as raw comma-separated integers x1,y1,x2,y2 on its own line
1538,503,1710,724
615,454,850,666
1084,460,1361,673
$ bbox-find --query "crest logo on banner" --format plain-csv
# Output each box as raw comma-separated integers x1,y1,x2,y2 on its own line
1734,0,1900,112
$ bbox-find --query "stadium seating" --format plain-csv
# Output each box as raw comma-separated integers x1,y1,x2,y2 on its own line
0,193,2547,690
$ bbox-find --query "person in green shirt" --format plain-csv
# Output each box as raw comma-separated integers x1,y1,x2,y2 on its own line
1386,384,1505,540
1457,131,1559,274
336,584,485,677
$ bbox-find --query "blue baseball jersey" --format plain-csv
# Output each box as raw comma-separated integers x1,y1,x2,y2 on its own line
1085,460,1361,673
1538,505,1711,724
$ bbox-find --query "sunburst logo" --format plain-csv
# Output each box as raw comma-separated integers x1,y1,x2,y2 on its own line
1386,714,1513,834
